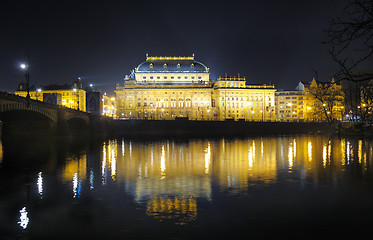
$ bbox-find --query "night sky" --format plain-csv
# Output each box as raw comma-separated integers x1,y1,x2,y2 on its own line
1,0,347,94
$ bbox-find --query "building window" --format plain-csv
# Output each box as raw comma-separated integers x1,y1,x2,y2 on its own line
149,63,153,68
163,63,167,68
177,63,180,68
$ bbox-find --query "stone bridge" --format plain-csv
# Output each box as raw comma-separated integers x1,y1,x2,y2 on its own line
0,91,91,138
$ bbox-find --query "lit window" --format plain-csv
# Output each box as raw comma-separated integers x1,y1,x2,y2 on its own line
163,63,167,68
177,63,181,68
149,63,153,68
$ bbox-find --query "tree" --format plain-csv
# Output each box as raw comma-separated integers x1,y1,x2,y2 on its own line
325,0,373,83
325,0,373,122
306,79,345,122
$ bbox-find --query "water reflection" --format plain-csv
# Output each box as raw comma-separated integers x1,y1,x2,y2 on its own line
0,140,3,165
62,153,87,198
37,172,43,198
5,135,373,237
17,207,29,229
54,136,373,225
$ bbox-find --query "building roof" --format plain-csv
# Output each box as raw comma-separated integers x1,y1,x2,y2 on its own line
136,55,209,73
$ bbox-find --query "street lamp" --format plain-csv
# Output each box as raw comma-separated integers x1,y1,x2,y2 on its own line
20,52,30,103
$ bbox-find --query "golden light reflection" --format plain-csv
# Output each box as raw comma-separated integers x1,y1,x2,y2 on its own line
101,140,118,183
358,140,362,165
146,195,197,225
204,143,211,174
288,144,293,170
322,144,327,168
0,140,3,164
341,140,346,166
95,136,373,224
160,145,166,178
61,154,87,193
308,139,312,162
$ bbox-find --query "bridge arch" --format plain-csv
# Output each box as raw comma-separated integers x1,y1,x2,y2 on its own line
0,110,53,139
66,117,91,136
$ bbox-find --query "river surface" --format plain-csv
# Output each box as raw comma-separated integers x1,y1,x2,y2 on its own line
1,135,373,239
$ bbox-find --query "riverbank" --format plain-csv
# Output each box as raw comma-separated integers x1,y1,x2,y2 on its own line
107,120,333,138
335,122,373,136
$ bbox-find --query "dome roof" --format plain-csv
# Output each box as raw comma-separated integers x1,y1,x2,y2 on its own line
136,56,209,73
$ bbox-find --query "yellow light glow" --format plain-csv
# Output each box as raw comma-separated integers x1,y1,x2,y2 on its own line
160,145,166,178
308,140,312,162
204,143,211,174
358,140,362,164
288,145,293,170
146,56,194,61
323,144,327,168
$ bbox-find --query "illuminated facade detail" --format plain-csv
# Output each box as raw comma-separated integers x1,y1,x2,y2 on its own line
296,79,345,122
275,90,306,122
102,95,117,117
15,88,86,111
115,55,276,121
276,79,345,122
213,77,275,121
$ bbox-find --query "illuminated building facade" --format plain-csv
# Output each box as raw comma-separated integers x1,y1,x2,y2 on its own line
15,80,86,111
115,55,276,121
297,79,345,122
102,94,117,117
275,90,306,121
275,79,345,122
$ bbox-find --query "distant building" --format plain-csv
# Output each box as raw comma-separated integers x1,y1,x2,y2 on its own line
86,91,103,115
15,79,86,111
275,90,306,121
295,78,345,122
115,55,276,121
102,94,116,117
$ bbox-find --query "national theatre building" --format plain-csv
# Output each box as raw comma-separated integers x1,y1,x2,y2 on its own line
115,55,276,121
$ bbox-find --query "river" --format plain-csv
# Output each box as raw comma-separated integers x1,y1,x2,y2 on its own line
1,135,373,239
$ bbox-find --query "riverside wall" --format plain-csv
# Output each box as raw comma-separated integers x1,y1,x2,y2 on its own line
104,119,333,138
